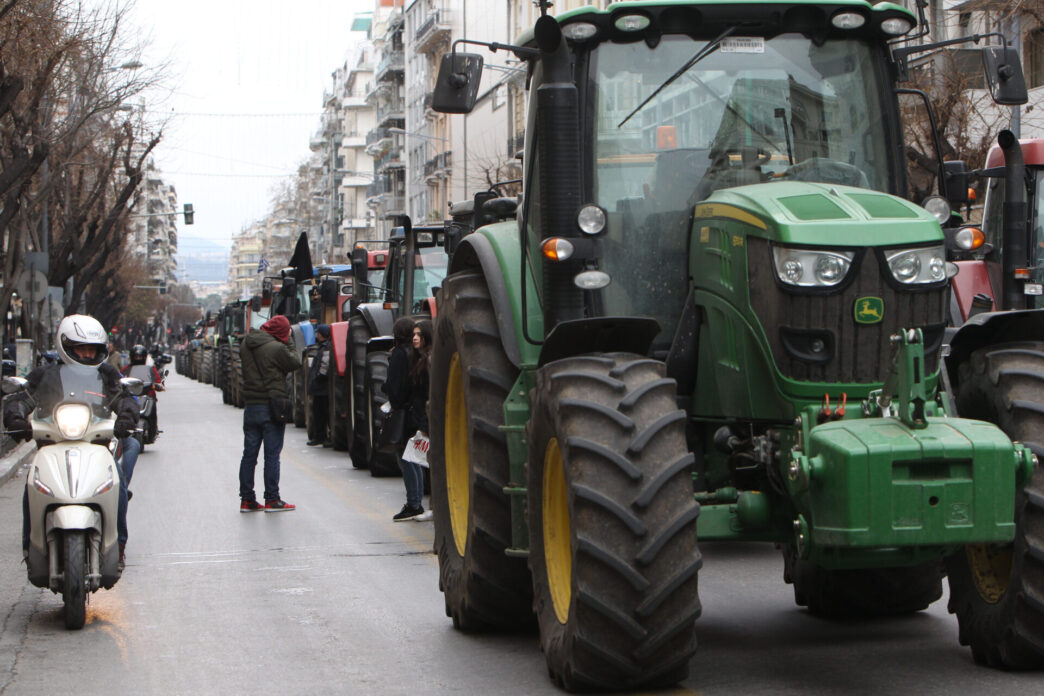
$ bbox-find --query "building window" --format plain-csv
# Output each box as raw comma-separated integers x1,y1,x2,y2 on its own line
1028,28,1044,89
493,84,507,110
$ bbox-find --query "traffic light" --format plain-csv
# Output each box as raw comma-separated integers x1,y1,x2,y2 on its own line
183,203,194,225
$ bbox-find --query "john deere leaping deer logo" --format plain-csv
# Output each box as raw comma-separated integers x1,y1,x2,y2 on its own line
854,297,884,325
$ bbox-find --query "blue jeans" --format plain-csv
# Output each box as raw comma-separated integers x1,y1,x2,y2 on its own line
399,457,424,509
239,403,286,502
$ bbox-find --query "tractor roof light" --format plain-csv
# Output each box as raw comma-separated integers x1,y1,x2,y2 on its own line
577,205,607,235
831,11,866,30
541,238,575,262
921,196,951,224
880,16,914,37
1015,268,1033,280
613,13,650,32
563,22,599,42
954,226,985,251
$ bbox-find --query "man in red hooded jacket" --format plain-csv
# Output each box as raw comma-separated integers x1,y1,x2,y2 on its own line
238,315,302,512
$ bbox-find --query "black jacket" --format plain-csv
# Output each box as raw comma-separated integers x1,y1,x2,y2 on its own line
307,339,330,397
385,344,428,435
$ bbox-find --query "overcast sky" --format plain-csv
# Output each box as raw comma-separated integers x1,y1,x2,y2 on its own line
127,0,374,257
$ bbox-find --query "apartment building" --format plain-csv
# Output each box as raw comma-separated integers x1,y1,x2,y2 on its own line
127,160,179,291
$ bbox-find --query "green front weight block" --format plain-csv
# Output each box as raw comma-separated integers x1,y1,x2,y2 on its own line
788,416,1026,556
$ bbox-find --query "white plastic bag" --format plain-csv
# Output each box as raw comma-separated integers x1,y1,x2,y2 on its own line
402,430,430,467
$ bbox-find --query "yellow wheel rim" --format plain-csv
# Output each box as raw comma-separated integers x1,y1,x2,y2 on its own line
445,352,470,557
967,543,1012,604
543,438,572,624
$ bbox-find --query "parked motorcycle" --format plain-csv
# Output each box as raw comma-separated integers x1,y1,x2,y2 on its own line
3,368,143,629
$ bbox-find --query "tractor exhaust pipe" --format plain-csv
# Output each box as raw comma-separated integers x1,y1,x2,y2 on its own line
998,129,1027,311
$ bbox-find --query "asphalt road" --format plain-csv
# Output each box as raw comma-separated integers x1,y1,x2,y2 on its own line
0,372,1039,695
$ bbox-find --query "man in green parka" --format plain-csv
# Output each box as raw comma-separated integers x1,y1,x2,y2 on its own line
238,314,302,512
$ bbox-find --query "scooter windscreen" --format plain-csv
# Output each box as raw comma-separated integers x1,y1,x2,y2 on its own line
126,365,154,385
31,365,111,420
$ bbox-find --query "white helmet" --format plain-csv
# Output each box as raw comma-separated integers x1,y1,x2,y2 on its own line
56,314,109,367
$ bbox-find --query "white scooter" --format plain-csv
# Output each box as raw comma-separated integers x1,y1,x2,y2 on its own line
3,367,142,629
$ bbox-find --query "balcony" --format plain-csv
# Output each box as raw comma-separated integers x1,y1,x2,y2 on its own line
423,151,452,180
414,8,451,54
376,100,405,129
375,49,404,83
342,89,369,109
375,147,404,172
382,196,406,217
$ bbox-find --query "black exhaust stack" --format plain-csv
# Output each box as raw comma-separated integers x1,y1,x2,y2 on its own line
998,129,1027,311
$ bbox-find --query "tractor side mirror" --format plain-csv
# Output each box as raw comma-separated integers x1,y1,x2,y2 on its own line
351,247,368,285
982,45,1028,105
432,52,484,114
942,161,969,208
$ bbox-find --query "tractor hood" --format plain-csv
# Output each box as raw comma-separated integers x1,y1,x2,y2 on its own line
698,182,943,247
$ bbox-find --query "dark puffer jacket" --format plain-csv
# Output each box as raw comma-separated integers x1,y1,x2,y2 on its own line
240,329,302,405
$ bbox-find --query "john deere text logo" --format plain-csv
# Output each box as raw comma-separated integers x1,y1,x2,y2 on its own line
854,297,884,324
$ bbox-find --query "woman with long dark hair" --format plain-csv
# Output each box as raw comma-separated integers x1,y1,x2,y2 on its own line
386,317,423,520
409,320,434,521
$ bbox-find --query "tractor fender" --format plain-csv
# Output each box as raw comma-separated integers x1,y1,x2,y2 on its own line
355,303,395,339
330,321,350,376
945,308,1044,389
448,224,542,367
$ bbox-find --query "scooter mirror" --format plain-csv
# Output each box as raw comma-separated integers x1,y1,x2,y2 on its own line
120,377,144,396
1,376,27,395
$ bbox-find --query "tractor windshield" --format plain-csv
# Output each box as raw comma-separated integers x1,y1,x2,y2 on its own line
591,34,896,346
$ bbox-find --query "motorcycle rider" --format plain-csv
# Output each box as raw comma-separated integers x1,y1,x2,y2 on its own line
3,315,139,570
122,344,164,441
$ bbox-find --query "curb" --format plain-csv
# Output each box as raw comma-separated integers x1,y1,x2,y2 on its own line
0,441,35,486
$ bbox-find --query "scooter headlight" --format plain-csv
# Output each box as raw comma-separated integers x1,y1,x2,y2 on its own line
885,245,947,284
54,404,91,440
772,246,855,287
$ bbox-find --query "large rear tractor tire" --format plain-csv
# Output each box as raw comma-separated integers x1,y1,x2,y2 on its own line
527,353,701,691
946,341,1044,668
783,547,942,618
366,351,401,477
429,271,532,630
330,371,351,451
349,316,372,469
63,531,87,630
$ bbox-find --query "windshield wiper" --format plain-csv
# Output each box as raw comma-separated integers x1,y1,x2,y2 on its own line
617,26,737,129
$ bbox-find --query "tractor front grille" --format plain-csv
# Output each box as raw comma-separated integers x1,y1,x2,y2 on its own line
747,237,947,384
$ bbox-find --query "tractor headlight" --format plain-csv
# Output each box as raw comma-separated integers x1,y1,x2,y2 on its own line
885,245,947,284
54,404,91,440
772,247,855,287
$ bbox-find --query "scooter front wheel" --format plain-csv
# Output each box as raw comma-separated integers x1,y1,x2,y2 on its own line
63,531,87,629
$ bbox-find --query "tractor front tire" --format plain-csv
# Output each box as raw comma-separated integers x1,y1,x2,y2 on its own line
946,341,1044,668
429,271,532,631
527,353,701,691
349,316,372,468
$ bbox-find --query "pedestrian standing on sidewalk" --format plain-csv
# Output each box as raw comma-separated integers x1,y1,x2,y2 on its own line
409,320,434,521
306,324,331,447
238,314,302,512
386,317,423,520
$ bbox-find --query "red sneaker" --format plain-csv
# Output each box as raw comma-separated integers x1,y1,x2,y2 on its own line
265,499,296,512
240,500,264,512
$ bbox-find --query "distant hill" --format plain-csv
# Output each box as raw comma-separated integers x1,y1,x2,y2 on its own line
177,236,230,284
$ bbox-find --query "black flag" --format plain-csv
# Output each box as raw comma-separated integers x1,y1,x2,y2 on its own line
288,232,314,285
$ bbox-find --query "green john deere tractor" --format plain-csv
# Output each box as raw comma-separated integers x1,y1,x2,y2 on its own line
427,0,1038,691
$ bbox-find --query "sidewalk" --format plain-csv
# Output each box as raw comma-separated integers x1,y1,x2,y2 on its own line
0,440,34,487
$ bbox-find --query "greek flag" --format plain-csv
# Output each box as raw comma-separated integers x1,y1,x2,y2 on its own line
257,257,269,274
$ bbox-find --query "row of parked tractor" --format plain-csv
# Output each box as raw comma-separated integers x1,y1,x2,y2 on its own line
175,202,495,476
